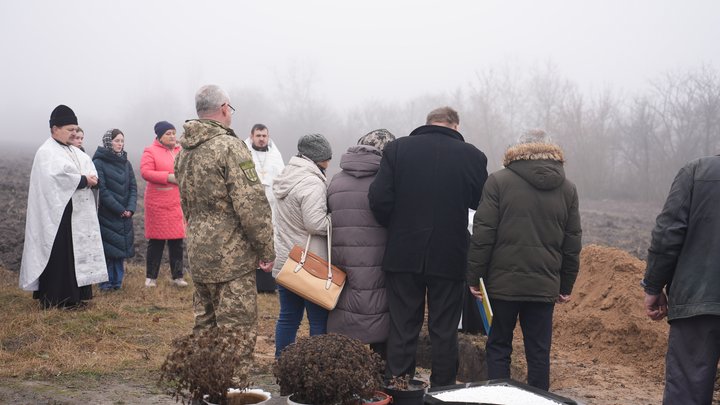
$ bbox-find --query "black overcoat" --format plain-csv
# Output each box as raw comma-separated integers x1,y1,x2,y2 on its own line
369,125,488,280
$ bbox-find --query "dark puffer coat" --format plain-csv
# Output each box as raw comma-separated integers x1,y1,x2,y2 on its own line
326,145,389,344
466,142,582,302
93,147,137,259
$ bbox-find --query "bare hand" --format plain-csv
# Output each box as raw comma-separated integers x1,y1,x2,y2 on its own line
469,285,483,300
258,260,275,272
644,292,668,321
121,210,133,218
167,173,177,184
86,175,98,187
556,294,571,304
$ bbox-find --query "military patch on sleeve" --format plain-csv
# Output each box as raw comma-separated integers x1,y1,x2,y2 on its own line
240,160,260,183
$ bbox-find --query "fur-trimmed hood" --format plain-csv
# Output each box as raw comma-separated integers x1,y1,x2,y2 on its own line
504,142,566,190
503,142,565,167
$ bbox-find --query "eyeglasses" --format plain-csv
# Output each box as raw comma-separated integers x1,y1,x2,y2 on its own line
222,103,236,115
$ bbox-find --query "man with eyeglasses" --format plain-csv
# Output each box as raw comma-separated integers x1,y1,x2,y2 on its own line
20,105,107,309
174,85,275,370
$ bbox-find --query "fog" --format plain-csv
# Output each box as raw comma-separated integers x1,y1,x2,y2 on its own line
1,0,719,200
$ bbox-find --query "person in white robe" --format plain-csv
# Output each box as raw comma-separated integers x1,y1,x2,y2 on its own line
19,105,107,309
244,123,285,292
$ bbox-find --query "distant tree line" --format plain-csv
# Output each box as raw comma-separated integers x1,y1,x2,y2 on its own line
117,62,720,203
343,63,720,202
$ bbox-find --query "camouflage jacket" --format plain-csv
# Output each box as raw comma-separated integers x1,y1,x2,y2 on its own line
175,119,274,283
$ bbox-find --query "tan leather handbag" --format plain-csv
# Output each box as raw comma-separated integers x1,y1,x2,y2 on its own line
276,220,346,310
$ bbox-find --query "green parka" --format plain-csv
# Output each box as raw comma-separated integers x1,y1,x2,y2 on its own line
174,119,274,283
466,142,582,302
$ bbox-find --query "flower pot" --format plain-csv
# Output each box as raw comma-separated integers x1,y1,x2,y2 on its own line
382,380,426,405
287,393,309,405
287,391,391,405
363,391,392,405
204,388,271,405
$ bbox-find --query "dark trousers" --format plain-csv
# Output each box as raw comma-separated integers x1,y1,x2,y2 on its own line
146,238,184,279
459,282,484,334
385,272,464,387
256,268,277,292
486,299,554,391
370,341,388,361
664,315,720,405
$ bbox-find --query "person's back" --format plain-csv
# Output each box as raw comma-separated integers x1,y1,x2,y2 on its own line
643,154,720,405
368,106,488,387
469,143,580,302
370,123,487,279
647,155,720,319
327,129,396,355
174,84,273,345
270,133,332,358
176,118,268,283
271,154,330,275
175,119,235,221
466,130,581,391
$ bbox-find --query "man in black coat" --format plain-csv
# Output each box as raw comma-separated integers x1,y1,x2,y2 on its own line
369,106,488,386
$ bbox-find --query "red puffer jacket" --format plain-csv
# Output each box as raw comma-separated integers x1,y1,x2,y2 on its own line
140,139,185,240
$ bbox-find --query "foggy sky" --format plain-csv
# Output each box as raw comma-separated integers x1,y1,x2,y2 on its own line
1,0,719,160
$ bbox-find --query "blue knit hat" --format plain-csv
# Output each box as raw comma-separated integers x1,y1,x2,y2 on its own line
154,121,175,139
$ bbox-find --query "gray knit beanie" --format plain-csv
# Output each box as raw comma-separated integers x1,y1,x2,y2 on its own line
297,133,332,162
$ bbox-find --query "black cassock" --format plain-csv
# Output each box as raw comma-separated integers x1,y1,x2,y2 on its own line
33,199,93,309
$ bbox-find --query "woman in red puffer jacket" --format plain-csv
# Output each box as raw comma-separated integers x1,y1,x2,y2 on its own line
140,121,187,288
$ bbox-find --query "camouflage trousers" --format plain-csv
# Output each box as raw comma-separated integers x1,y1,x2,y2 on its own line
193,274,258,375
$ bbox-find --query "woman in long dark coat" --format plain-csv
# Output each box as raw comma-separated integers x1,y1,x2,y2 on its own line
93,129,137,291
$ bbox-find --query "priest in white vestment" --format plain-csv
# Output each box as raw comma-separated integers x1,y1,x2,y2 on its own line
244,123,285,292
19,105,107,309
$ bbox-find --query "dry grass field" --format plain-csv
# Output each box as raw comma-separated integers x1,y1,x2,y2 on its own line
0,265,285,404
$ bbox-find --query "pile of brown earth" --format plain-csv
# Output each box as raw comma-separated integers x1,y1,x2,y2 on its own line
553,244,668,378
550,244,674,403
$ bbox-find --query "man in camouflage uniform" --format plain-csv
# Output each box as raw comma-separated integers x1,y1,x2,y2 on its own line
174,85,275,364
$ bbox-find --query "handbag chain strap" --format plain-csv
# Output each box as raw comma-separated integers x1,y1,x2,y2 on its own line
295,217,334,290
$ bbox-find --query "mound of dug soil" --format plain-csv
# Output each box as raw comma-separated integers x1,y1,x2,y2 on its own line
553,244,668,380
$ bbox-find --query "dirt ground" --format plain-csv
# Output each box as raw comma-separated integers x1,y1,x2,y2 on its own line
0,153,714,404
550,245,670,404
